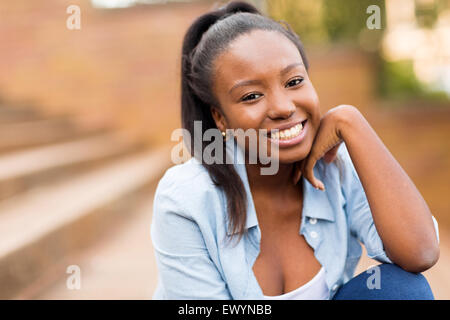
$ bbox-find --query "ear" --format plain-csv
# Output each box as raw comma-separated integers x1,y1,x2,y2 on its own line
210,106,228,132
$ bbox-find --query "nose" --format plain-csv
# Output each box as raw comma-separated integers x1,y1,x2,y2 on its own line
266,90,296,120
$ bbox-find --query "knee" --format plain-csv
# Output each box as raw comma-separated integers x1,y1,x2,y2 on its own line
376,264,434,299
334,263,434,300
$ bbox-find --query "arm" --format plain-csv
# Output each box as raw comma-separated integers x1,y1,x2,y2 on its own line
150,172,232,299
337,106,439,272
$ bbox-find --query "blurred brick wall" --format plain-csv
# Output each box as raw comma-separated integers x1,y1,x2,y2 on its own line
0,0,214,145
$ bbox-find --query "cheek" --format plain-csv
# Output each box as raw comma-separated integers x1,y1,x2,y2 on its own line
227,106,266,129
301,82,320,108
297,85,321,122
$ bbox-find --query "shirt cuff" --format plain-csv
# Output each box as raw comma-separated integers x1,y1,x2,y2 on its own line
432,215,440,244
367,248,393,264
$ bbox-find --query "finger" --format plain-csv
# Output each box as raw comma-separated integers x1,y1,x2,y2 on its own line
301,154,325,191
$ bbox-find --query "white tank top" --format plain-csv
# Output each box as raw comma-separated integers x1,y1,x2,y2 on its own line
263,267,329,300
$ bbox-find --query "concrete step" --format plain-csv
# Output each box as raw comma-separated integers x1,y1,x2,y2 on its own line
0,105,42,124
24,185,159,299
0,116,109,153
0,131,144,201
0,145,171,299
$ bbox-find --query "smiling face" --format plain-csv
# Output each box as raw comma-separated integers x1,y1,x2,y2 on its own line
210,29,321,164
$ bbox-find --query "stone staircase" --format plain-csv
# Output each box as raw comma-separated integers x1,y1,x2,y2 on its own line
0,103,171,299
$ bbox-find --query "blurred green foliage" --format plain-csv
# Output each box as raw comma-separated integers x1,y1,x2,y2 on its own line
378,59,449,101
267,0,449,103
267,0,386,46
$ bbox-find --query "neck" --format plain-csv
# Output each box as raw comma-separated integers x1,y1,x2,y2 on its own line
245,161,298,194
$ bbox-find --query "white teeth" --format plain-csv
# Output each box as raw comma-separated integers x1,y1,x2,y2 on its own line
290,127,296,136
269,122,304,141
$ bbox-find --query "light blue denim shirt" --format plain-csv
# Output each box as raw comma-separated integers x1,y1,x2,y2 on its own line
150,138,439,300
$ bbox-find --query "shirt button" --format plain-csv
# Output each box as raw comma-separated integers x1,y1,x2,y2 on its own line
309,218,317,225
332,284,339,291
310,231,318,239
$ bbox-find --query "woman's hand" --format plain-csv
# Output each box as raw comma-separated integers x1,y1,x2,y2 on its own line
292,105,358,190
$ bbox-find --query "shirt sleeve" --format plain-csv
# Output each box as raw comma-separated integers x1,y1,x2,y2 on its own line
150,171,232,300
338,143,440,264
338,143,393,263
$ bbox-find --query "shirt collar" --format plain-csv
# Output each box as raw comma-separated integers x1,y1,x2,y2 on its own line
224,138,335,236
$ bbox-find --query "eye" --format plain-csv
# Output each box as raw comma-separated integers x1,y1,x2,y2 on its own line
286,77,304,88
241,92,263,102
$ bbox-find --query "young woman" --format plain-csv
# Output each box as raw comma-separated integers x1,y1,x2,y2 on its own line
150,1,440,300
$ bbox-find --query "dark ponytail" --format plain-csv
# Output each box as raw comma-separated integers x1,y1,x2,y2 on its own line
181,1,309,246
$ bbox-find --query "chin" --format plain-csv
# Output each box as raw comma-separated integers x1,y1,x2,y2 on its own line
277,153,306,164
274,146,311,164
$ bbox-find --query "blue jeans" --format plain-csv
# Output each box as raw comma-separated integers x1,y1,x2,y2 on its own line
332,263,435,300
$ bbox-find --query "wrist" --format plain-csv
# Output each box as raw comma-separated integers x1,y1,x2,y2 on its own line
334,105,364,140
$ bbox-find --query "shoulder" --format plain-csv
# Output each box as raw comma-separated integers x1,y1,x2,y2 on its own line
329,142,371,209
154,158,224,220
151,159,227,253
312,142,354,183
315,142,357,181
334,142,362,186
157,157,213,192
336,142,354,170
312,142,362,204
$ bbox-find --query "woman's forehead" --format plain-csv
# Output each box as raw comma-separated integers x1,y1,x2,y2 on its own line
213,30,304,82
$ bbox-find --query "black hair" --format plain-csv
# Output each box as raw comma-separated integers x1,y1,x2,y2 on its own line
181,0,309,246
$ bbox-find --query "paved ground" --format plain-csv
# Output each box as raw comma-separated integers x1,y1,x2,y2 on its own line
34,187,158,300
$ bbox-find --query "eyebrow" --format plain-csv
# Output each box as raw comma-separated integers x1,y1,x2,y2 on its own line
228,62,304,94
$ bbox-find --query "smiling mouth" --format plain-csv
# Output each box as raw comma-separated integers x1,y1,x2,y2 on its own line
267,120,307,140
